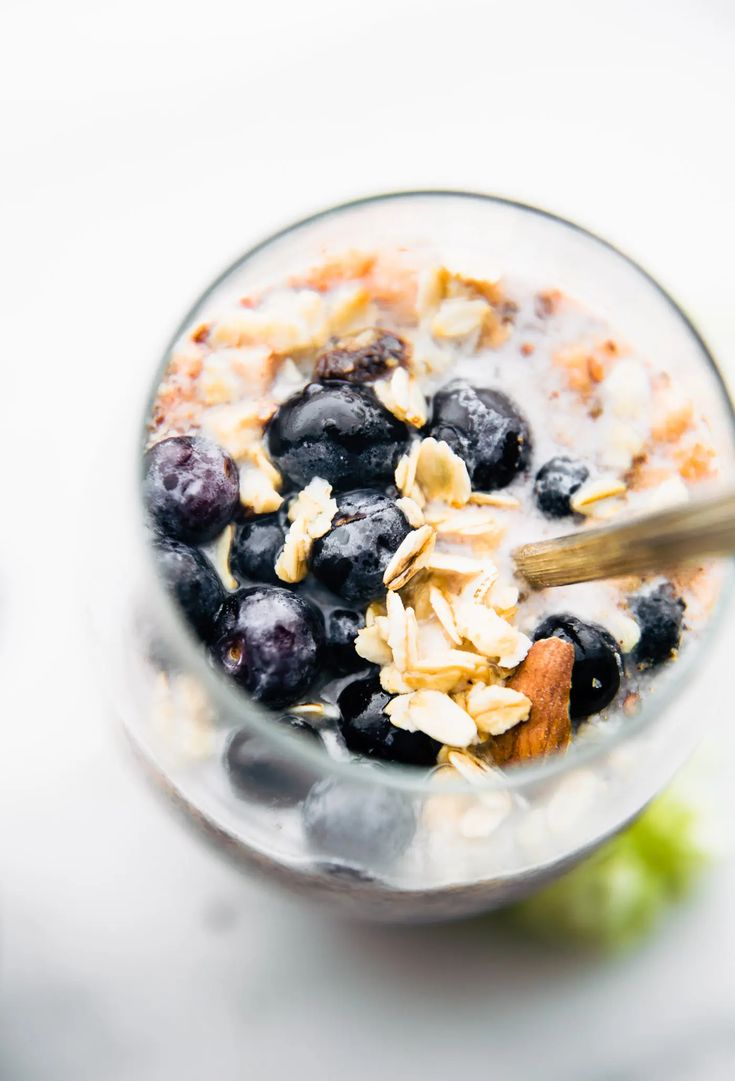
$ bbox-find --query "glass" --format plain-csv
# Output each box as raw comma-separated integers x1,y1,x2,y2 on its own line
105,192,735,922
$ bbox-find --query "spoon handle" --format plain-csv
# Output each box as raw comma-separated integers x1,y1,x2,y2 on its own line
512,489,735,589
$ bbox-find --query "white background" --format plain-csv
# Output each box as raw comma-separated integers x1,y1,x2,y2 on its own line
2,1,735,1078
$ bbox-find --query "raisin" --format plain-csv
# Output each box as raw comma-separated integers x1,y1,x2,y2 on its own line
314,329,408,384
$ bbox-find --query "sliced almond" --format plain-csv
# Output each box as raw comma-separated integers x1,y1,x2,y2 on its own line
570,476,627,516
446,749,498,781
394,441,421,497
385,689,477,747
446,269,503,306
453,599,530,669
424,761,510,839
354,624,393,666
407,483,426,508
270,357,308,403
379,665,413,694
395,496,425,528
426,552,489,577
430,297,489,339
287,477,337,539
402,668,468,693
422,507,451,527
416,615,456,655
245,446,282,490
417,266,451,317
202,400,271,460
404,606,420,669
487,579,519,614
274,517,311,583
211,524,238,591
446,751,513,831
465,682,531,736
382,691,413,730
469,491,521,509
289,701,340,720
385,590,410,671
239,466,283,514
364,601,385,628
489,637,574,765
374,367,428,428
418,266,507,347
326,284,373,337
435,509,504,546
456,568,498,607
415,438,471,507
383,525,436,591
411,649,489,675
429,585,461,644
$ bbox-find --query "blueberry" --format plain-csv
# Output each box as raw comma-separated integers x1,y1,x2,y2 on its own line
338,675,441,765
311,489,412,605
212,586,323,707
314,329,408,384
631,582,685,669
326,609,366,674
533,456,589,518
533,613,622,722
224,716,321,806
143,435,240,544
153,537,224,639
231,512,287,585
428,380,531,490
302,775,416,867
265,381,409,491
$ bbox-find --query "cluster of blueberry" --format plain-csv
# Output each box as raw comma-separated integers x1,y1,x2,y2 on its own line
143,352,686,816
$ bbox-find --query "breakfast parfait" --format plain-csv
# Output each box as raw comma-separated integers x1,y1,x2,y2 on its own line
136,200,729,913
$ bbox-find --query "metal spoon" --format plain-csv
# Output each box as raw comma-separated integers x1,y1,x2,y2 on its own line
512,488,735,589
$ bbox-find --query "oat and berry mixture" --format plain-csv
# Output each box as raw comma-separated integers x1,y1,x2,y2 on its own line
143,250,721,820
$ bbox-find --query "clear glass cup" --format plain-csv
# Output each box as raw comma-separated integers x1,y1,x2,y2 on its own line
106,192,735,922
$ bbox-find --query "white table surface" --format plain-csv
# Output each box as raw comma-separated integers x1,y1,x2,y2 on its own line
3,2,735,1078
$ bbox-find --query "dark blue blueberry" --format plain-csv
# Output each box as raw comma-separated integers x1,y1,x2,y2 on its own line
231,512,286,585
327,609,366,674
533,456,589,518
311,489,412,605
152,537,224,639
314,329,408,383
265,381,410,491
143,435,239,544
338,675,441,765
302,775,416,867
533,613,622,722
428,380,531,490
224,716,321,806
212,586,323,707
631,583,685,669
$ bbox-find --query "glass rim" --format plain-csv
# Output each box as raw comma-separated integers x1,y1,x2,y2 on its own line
136,189,735,796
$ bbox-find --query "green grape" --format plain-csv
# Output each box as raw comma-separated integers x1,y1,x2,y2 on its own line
502,786,712,950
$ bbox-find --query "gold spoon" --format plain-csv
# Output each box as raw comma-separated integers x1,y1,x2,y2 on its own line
512,489,735,589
